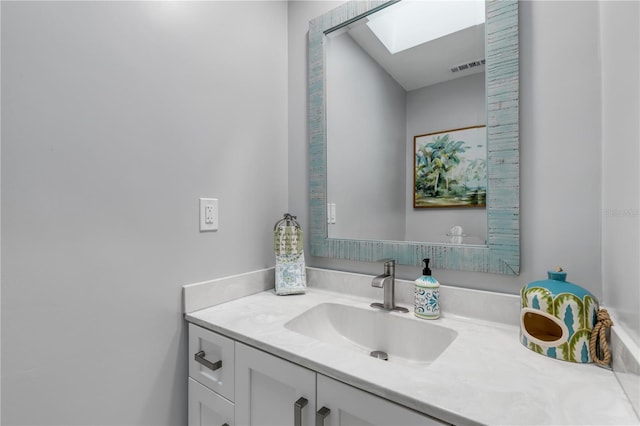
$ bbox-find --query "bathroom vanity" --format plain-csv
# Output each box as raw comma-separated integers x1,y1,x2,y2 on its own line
183,268,639,426
188,323,442,426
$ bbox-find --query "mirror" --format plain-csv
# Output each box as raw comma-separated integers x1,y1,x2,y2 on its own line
326,0,487,244
309,0,520,274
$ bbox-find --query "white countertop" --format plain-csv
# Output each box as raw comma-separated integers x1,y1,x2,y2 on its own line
185,285,639,425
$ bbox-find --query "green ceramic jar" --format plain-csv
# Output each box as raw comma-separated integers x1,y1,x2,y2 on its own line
520,270,599,363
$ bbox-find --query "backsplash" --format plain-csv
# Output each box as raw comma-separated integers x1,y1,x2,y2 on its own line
183,268,274,314
306,267,520,327
183,267,521,324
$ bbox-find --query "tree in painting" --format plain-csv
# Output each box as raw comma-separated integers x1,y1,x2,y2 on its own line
414,129,487,208
416,134,468,196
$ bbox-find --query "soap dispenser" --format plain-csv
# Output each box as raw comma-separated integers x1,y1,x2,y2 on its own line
414,258,440,319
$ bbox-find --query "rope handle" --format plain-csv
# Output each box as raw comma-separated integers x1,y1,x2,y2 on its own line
589,308,614,366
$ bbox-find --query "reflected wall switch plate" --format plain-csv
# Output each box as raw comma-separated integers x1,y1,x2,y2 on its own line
200,198,219,232
327,203,336,224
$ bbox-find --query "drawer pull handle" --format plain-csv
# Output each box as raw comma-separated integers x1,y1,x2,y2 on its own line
194,350,222,371
316,406,330,426
294,397,308,426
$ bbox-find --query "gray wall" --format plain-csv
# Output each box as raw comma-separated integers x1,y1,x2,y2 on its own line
326,33,406,241
1,1,288,424
600,0,640,344
289,0,637,334
405,73,487,243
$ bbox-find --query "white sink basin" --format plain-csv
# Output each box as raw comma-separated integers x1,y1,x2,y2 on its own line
284,303,457,366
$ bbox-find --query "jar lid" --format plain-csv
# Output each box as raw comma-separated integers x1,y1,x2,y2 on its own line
524,270,594,300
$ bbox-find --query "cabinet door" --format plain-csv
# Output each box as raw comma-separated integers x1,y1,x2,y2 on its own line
317,375,448,426
235,342,316,426
188,378,234,426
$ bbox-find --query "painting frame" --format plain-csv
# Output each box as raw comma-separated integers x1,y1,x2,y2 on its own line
414,125,487,209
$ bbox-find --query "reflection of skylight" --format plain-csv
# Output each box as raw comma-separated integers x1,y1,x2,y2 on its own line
367,0,485,54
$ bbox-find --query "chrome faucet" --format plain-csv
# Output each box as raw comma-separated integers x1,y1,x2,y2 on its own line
370,259,409,313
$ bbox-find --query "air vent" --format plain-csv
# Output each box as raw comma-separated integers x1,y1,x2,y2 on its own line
450,58,486,73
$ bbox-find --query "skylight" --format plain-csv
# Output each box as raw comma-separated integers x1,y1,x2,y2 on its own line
367,0,485,55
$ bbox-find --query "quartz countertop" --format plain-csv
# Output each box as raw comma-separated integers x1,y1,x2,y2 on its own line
185,286,638,425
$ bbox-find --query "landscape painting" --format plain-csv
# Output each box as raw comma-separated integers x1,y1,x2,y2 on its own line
414,125,487,208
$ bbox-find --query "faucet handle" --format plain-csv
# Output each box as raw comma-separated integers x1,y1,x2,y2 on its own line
376,258,395,275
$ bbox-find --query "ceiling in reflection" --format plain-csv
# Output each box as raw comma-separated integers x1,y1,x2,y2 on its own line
337,1,486,91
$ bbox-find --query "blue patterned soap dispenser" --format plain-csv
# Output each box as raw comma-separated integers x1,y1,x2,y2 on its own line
414,259,440,319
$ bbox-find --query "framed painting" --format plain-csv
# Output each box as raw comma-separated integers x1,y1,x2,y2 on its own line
414,125,487,208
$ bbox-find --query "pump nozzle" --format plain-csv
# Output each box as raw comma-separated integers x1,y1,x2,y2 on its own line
422,258,432,276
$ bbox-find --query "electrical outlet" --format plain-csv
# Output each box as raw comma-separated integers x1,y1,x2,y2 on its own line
205,205,214,224
199,198,218,232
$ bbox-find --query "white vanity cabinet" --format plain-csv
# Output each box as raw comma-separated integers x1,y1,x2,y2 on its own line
189,324,448,426
188,324,235,426
235,342,317,425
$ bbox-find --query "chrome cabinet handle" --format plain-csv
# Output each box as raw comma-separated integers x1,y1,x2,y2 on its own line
316,406,330,426
194,350,222,371
294,397,308,426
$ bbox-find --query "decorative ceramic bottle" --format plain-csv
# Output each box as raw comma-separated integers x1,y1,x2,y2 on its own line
414,258,440,319
520,267,599,363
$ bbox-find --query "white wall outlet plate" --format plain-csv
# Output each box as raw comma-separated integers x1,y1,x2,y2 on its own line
199,198,219,232
327,203,336,224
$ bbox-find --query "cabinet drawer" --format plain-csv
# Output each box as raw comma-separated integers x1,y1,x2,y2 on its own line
188,378,234,426
189,324,235,401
